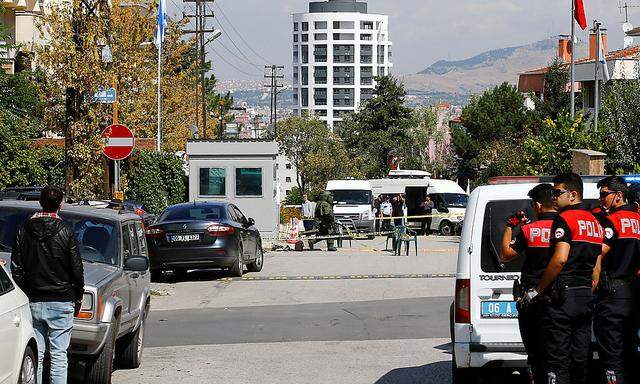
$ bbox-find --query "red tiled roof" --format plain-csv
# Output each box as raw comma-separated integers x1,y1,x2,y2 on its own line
519,45,640,76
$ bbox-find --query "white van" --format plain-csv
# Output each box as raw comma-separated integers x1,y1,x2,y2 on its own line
451,181,599,382
325,180,374,234
427,179,467,235
370,177,467,235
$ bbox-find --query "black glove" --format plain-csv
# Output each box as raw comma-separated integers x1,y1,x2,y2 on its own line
74,300,82,317
506,211,528,228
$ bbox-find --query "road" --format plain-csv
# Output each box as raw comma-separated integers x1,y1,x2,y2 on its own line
112,236,458,384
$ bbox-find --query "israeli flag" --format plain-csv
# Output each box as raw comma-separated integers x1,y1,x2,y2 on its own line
598,28,610,82
154,0,167,48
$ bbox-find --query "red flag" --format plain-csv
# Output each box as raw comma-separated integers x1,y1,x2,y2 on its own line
575,0,587,30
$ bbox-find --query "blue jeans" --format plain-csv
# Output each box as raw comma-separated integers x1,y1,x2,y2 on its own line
29,301,75,384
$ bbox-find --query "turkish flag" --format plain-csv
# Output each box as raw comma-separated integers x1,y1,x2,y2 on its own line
575,0,587,30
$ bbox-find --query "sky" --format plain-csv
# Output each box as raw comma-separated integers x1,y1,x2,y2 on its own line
167,1,635,81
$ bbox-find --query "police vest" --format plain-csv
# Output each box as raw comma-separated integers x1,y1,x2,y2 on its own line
510,212,556,285
602,205,640,280
551,203,604,287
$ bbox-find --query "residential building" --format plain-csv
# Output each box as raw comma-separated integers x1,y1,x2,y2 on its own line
276,155,297,204
1,0,45,73
518,31,640,111
292,0,393,130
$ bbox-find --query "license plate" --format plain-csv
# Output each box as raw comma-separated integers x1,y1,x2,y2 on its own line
481,301,518,319
168,234,200,242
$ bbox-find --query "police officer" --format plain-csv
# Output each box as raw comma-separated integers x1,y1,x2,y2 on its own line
500,183,557,384
309,191,337,252
528,173,603,384
625,184,640,383
593,176,640,384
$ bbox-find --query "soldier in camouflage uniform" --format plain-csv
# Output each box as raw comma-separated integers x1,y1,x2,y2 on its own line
309,191,337,252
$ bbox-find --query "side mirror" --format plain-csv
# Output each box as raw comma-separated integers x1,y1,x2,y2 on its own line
439,205,449,213
124,256,149,272
247,218,256,227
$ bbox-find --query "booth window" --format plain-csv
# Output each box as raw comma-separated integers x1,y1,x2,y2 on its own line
236,168,263,196
199,168,226,196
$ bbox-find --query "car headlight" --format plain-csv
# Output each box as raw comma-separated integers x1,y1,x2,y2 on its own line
360,211,373,221
76,292,94,320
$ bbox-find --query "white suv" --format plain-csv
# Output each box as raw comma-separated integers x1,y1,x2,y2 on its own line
450,181,600,383
0,263,37,384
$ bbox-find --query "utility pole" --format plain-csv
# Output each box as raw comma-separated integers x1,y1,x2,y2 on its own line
264,65,284,137
184,0,219,139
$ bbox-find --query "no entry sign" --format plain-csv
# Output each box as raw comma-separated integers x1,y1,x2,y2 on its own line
102,124,134,161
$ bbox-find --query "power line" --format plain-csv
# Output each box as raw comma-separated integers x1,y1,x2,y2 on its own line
202,1,261,69
216,39,263,71
213,1,271,63
210,46,262,78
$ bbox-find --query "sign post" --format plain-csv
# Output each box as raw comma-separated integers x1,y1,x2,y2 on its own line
102,124,134,197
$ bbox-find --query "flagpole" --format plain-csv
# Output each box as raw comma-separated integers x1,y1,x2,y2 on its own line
594,20,600,132
570,0,576,119
157,40,162,152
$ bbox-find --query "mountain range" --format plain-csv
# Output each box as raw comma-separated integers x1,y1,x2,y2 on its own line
401,37,587,103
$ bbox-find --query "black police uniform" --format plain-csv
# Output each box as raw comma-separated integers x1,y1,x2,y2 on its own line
594,205,640,384
540,203,603,384
509,212,557,384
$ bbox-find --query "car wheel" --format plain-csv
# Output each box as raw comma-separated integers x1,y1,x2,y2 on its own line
246,245,264,273
150,269,162,282
116,307,147,369
18,345,36,384
85,318,118,384
230,243,244,277
440,221,454,236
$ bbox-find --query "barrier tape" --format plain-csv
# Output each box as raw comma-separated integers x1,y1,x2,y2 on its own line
217,273,456,282
264,212,465,242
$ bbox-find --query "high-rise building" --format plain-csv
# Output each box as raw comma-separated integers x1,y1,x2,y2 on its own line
292,0,392,129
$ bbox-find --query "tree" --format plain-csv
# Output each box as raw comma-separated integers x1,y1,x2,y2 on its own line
522,112,607,175
533,59,571,122
276,115,360,193
37,0,201,196
600,80,640,173
340,76,416,178
205,74,234,139
0,68,64,189
123,150,186,214
454,83,532,183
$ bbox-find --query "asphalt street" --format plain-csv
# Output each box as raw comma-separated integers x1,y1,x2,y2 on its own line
112,236,459,384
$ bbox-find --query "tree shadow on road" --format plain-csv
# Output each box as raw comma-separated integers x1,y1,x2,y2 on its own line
374,361,451,384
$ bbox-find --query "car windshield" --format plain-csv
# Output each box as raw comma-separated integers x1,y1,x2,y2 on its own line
442,193,468,208
159,205,225,221
0,208,119,265
331,190,372,205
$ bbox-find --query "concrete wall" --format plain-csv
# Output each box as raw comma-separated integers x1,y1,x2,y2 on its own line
187,141,279,237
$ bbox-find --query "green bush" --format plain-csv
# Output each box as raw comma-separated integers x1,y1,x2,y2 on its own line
124,150,186,214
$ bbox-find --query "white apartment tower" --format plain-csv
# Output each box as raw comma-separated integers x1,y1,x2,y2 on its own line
292,0,393,129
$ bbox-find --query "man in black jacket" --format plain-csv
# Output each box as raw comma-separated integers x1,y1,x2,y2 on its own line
11,185,84,384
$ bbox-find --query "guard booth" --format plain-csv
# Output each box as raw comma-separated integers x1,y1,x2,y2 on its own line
186,139,279,237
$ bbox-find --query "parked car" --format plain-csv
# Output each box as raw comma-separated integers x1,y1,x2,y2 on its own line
0,263,37,384
0,186,44,202
0,201,151,384
451,180,600,383
146,201,264,280
106,200,156,227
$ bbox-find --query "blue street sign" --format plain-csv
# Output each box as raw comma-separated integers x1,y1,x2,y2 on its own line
92,87,117,104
